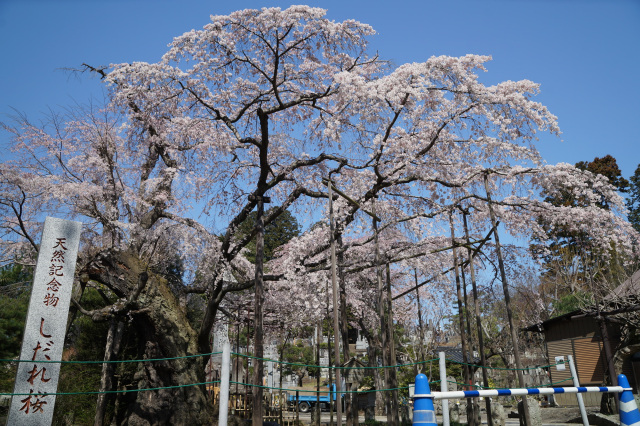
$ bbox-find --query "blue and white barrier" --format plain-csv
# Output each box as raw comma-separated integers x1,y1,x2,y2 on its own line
412,373,640,426
432,385,625,399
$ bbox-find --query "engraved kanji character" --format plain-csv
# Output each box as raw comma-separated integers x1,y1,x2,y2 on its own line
52,238,67,250
43,293,59,307
48,264,64,276
26,364,51,385
50,250,65,263
32,396,47,413
19,389,47,414
46,277,61,292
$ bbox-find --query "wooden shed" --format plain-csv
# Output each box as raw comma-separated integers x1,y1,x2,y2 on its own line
525,312,636,406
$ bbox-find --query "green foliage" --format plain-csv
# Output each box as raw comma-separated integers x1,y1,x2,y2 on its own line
69,288,111,360
52,362,104,426
576,155,629,195
533,155,631,307
236,207,301,263
0,264,32,360
53,287,112,425
627,163,640,233
551,292,592,316
185,293,206,331
0,264,32,395
358,374,375,390
445,361,465,385
0,292,29,360
279,340,318,383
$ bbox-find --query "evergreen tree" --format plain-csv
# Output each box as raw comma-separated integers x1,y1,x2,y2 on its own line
236,208,301,263
575,154,629,208
0,264,31,393
627,164,640,232
0,264,31,359
534,155,630,313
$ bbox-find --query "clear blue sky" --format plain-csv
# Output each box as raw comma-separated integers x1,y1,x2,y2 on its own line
1,0,639,180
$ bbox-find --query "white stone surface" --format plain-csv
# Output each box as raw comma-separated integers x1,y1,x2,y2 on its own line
8,217,82,426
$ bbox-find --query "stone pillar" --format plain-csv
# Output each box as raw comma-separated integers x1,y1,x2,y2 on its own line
517,397,541,426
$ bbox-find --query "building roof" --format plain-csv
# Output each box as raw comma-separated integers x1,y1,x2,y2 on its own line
605,269,640,301
523,309,582,333
432,346,480,364
524,269,640,333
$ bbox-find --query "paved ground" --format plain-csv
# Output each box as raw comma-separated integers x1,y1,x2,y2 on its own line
279,411,581,425
279,407,614,425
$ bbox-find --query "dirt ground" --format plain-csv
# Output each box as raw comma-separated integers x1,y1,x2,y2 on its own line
538,407,583,423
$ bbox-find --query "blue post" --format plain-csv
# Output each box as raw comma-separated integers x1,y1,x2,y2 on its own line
413,374,437,426
618,374,640,426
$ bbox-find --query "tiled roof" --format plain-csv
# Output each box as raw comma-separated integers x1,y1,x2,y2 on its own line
432,346,480,364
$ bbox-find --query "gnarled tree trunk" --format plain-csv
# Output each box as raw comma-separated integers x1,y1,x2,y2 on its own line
84,250,214,425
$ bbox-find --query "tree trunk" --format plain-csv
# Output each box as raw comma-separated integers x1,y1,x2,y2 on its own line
449,214,474,426
252,195,267,426
484,174,531,426
385,263,399,426
94,318,124,426
373,351,386,417
372,210,392,423
328,181,343,426
414,269,425,375
337,233,353,426
85,251,213,425
462,210,493,426
122,277,211,425
316,322,322,426
359,319,384,418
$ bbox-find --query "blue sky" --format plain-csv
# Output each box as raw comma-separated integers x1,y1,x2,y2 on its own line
1,0,639,181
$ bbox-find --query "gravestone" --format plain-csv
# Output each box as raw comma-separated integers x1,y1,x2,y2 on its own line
450,402,461,423
491,400,507,426
517,397,541,426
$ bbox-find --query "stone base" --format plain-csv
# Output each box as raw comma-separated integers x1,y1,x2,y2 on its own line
517,397,542,426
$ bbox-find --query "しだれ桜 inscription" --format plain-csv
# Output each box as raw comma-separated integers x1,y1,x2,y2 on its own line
8,217,81,425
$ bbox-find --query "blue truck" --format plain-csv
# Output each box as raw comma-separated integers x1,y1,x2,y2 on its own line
287,384,343,413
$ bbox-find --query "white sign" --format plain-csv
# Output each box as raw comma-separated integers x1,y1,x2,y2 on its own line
555,356,566,371
8,217,82,425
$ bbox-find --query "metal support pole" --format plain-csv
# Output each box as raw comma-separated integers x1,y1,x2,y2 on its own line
439,352,450,426
219,341,231,426
567,355,588,426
